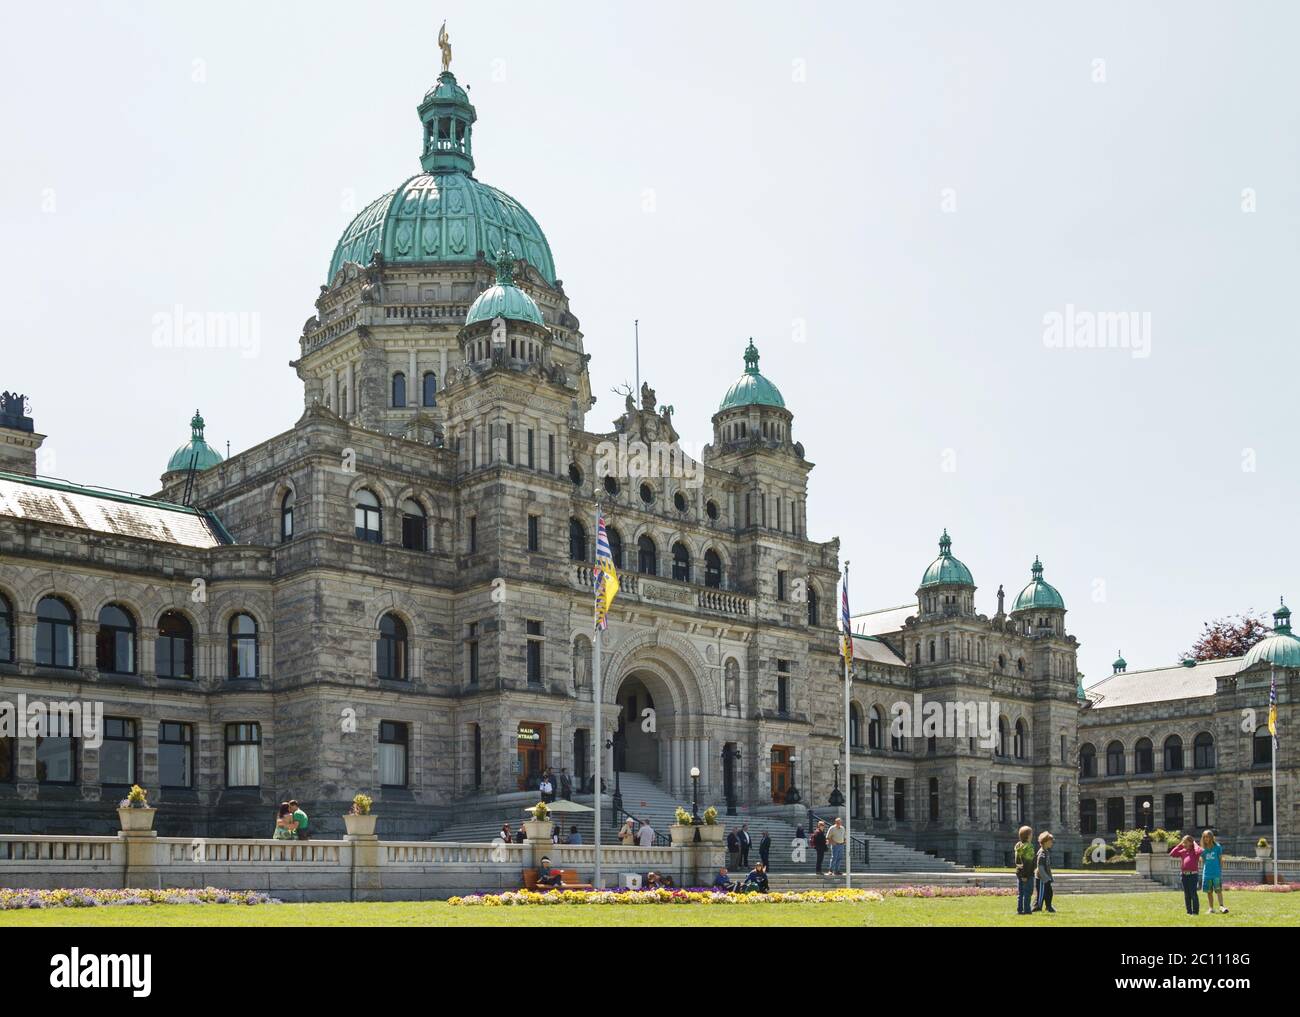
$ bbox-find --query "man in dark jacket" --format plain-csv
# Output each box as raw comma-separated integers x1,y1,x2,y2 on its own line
738,823,752,867
726,829,740,869
759,830,772,867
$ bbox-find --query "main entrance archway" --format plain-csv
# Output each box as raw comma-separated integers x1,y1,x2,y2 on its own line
612,671,667,779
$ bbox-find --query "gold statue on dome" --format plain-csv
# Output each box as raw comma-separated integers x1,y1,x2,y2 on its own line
438,21,453,73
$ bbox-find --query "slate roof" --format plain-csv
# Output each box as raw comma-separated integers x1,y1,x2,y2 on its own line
0,472,228,549
852,636,907,667
1083,657,1242,709
852,604,914,637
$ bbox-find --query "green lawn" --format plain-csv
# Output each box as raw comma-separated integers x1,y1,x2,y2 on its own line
2,892,1295,927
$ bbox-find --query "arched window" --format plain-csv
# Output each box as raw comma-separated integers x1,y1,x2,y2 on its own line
422,372,437,407
704,549,722,589
1134,738,1154,774
1105,740,1125,776
1079,743,1097,778
607,527,624,570
36,596,77,669
868,706,882,749
354,489,382,543
569,518,588,562
0,592,12,663
1016,657,1026,674
392,372,407,408
637,535,657,575
156,611,194,679
377,614,408,681
1013,719,1028,760
996,716,1010,757
849,703,862,747
928,640,936,663
724,658,739,707
95,604,135,674
1163,734,1184,772
280,490,294,542
1193,732,1215,769
807,586,819,626
228,613,258,679
400,499,427,551
671,542,691,582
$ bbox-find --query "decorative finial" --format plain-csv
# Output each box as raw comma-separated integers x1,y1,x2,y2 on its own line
438,21,453,74
743,339,760,373
1031,556,1044,581
493,247,516,287
190,409,205,439
938,529,952,555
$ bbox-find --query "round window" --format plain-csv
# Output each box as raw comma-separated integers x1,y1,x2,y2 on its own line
604,476,619,497
639,483,654,505
673,491,687,512
706,499,719,521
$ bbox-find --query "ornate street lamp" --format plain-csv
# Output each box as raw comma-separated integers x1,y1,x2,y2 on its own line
721,745,742,815
787,753,802,805
828,760,845,808
1143,800,1152,832
605,734,624,816
690,766,702,843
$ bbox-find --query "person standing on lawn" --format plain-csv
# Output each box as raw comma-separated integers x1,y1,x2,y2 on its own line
1169,834,1204,915
1031,831,1056,913
827,817,847,875
759,830,771,867
1014,825,1036,915
1199,830,1227,914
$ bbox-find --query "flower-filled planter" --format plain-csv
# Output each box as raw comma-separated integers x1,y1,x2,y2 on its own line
1256,839,1272,859
698,806,723,842
668,824,695,847
344,793,376,836
117,785,155,832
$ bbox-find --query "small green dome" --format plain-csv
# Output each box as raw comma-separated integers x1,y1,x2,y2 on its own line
1013,557,1066,612
718,340,786,412
1241,598,1300,671
919,530,975,588
166,410,223,473
1113,651,1127,672
464,250,545,327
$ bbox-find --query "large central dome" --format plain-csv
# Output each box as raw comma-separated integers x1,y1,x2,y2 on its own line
326,70,556,285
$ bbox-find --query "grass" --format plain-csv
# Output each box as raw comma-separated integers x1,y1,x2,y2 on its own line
1,892,1295,927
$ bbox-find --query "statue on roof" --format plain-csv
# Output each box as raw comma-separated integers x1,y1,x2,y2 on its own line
438,21,453,73
640,381,656,412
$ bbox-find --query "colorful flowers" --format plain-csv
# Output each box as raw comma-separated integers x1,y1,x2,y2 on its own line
447,884,1017,906
1223,882,1293,892
0,887,282,910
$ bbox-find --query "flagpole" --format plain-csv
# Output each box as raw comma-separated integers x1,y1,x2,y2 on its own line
843,562,852,889
1271,665,1278,887
594,626,603,889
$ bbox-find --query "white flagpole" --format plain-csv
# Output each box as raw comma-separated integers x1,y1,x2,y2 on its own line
843,562,852,889
594,626,603,889
1271,665,1278,887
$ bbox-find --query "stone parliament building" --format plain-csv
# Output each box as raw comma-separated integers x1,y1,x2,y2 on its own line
0,57,1293,865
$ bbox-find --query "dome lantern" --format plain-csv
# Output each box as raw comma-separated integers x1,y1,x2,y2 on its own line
717,340,786,413
165,409,223,475
1012,555,1066,613
1240,597,1300,671
918,529,975,589
464,247,545,328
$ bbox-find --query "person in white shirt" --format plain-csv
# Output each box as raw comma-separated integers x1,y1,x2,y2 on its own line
637,820,655,847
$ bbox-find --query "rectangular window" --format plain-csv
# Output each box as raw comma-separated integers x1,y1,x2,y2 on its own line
547,434,555,473
776,659,791,716
468,516,477,554
526,620,543,684
225,722,261,789
893,778,906,820
506,423,515,465
1015,783,1026,824
100,718,137,787
776,570,787,601
527,428,535,469
1079,798,1097,835
379,721,409,788
467,622,479,685
0,736,13,783
36,733,76,784
159,722,193,789
1106,797,1125,836
996,782,1007,824
1194,791,1214,829
1135,795,1154,830
871,776,883,819
1254,786,1273,826
471,427,478,469
1163,793,1184,831
527,515,540,552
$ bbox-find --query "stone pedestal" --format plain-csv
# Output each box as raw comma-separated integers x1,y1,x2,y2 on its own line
346,834,383,901
119,830,161,888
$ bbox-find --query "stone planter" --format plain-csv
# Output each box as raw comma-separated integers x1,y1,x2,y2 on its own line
522,819,553,843
117,807,156,833
1256,846,1272,859
698,824,725,844
669,824,695,846
344,813,377,837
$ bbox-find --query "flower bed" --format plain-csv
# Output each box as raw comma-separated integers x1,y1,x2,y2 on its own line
0,887,282,910
1223,882,1293,892
449,885,1016,906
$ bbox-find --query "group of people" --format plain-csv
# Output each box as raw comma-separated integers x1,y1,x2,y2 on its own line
1012,827,1055,913
499,821,586,845
536,769,574,804
273,800,310,840
618,816,658,846
725,822,775,870
713,862,770,893
1169,830,1228,915
796,818,848,875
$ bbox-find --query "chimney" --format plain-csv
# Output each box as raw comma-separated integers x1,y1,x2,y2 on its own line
0,391,45,476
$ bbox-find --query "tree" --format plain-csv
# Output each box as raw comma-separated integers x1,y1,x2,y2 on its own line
1184,611,1271,662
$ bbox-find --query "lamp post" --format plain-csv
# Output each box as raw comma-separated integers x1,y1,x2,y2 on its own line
787,753,802,805
828,759,845,808
1143,800,1152,832
721,744,742,815
605,734,623,817
690,765,701,843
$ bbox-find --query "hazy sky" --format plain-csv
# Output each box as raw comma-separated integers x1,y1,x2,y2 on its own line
2,1,1297,684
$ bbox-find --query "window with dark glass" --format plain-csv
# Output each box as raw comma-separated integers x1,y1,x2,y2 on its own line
547,434,555,473
377,614,408,680
392,372,407,408
996,782,1007,823
506,423,514,465
868,707,881,749
671,542,691,582
0,592,12,663
1134,738,1153,774
639,482,653,505
871,775,883,819
1079,798,1097,835
225,722,260,789
527,515,540,552
468,515,477,553
422,372,437,407
156,611,194,679
569,518,587,562
996,717,1010,758
637,536,656,576
100,718,137,786
603,475,619,497
704,549,722,588
1106,797,1125,835
1254,786,1273,826
400,499,426,551
0,735,13,783
776,570,787,601
929,777,940,821
1163,793,1184,831
467,622,479,684
968,777,976,818
1194,791,1214,828
228,613,258,678
893,778,906,820
777,675,789,715
849,704,861,747
1106,740,1125,776
379,721,409,788
36,731,76,784
36,595,76,669
569,464,583,487
607,528,624,570
526,620,543,684
673,491,687,512
1193,732,1215,769
159,722,193,789
1013,720,1028,760
280,490,294,542
1253,728,1273,765
526,428,535,468
96,604,136,674
1164,735,1184,771
807,587,819,626
354,489,382,543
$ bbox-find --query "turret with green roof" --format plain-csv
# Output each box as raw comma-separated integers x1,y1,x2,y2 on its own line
1240,598,1300,671
165,410,223,475
1012,556,1066,613
919,530,975,589
718,340,785,412
464,248,545,327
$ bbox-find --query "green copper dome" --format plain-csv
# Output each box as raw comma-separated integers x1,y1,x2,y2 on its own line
718,341,786,412
327,71,556,285
1240,599,1300,671
166,410,223,473
465,249,545,327
1113,651,1127,672
919,530,975,588
1012,557,1066,612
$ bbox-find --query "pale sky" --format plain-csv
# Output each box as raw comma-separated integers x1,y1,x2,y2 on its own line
2,1,1297,684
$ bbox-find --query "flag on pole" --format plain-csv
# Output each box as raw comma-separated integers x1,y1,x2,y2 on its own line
840,565,853,666
594,511,620,631
1268,670,1278,739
